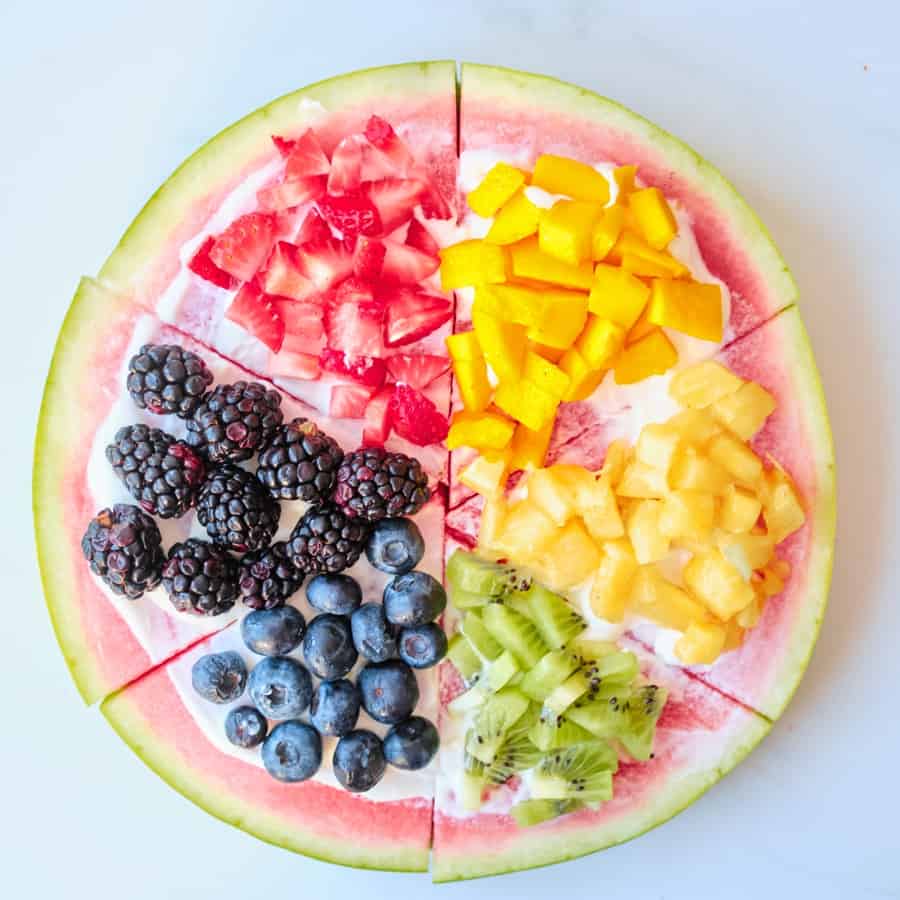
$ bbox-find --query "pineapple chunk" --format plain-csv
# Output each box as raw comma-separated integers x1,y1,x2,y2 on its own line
723,619,745,651
589,264,650,329
439,240,507,290
527,467,577,526
559,347,606,402
647,279,723,342
658,490,715,541
478,496,508,551
625,500,670,564
666,408,721,446
590,539,638,622
494,379,559,431
591,205,626,261
669,446,731,494
711,381,776,440
628,187,678,250
669,361,744,409
629,566,709,630
635,423,683,473
617,461,669,499
509,236,594,291
460,455,508,499
614,328,678,384
533,519,604,590
486,189,541,245
523,351,571,399
600,440,631,487
446,410,515,451
760,466,806,543
526,287,590,349
492,499,558,557
707,432,764,485
452,354,492,413
755,562,787,598
717,532,775,571
539,199,603,265
577,475,625,541
468,162,527,218
675,621,726,665
532,154,610,204
508,420,553,471
683,551,755,620
472,305,528,382
575,316,626,369
736,594,764,629
718,484,762,533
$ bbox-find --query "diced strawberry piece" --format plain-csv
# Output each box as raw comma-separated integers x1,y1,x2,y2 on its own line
359,142,402,182
284,129,330,180
318,192,382,239
270,298,324,340
294,238,354,292
226,283,285,352
257,175,326,212
187,236,238,289
384,289,452,347
405,218,440,257
261,242,315,301
269,349,321,380
353,236,386,280
386,353,450,389
327,135,366,194
389,384,449,446
364,116,415,172
364,178,426,233
295,208,332,245
363,387,394,445
320,348,387,388
272,135,296,158
210,213,278,281
329,383,375,419
381,240,440,284
325,279,386,357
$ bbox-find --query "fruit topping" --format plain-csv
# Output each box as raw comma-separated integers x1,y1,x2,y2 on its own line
329,383,374,419
362,387,394,445
261,721,322,783
306,573,362,615
334,446,431,520
397,623,448,669
319,348,387,388
384,289,452,347
283,128,331,180
248,656,313,720
381,239,440,283
188,236,239,289
318,191,383,239
126,343,213,419
383,716,439,770
364,178,425,232
389,384,449,446
302,613,358,680
209,212,278,282
386,353,449,389
350,602,398,663
364,115,414,172
358,659,419,724
327,134,367,194
324,278,385,357
224,706,269,749
383,570,446,626
256,175,326,212
287,503,370,575
161,539,238,616
310,679,361,737
404,217,440,257
237,543,305,610
333,730,386,793
191,651,247,704
241,605,307,656
365,518,425,575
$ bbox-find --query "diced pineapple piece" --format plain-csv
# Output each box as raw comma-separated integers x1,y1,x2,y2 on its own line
533,519,603,589
486,189,541,245
467,162,527,218
439,240,507,290
647,279,723,342
559,347,606,402
658,490,715,541
446,330,482,361
666,408,721,446
526,287,589,349
589,264,650,329
707,432,763,485
723,619,745,651
758,465,806,543
446,410,516,451
635,423,683,473
527,467,576,526
591,205,626,261
711,381,776,440
494,379,559,431
717,532,775,572
718,484,762,533
617,461,669,499
629,566,709,630
492,499,558,557
460,455,508,499
508,420,553,471
669,446,731,494
539,199,603,265
736,595,764,629
575,316,626,369
629,187,678,250
451,354,492,413
614,329,678,384
675,621,726,665
625,500,670,564
683,551,755,620
613,165,637,200
509,236,594,290
532,154,611,204
590,539,638,622
478,496,508,551
600,440,631,487
608,232,690,279
755,562,787,598
523,352,570,399
581,477,625,541
669,360,744,408
472,305,528,382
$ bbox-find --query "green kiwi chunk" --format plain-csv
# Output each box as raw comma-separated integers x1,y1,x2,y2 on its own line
530,742,618,803
528,709,596,751
451,587,490,610
618,684,667,761
511,798,582,827
466,688,531,764
487,650,522,691
484,706,542,783
446,633,482,683
520,649,581,702
461,610,503,661
446,550,531,597
481,603,549,668
522,583,587,648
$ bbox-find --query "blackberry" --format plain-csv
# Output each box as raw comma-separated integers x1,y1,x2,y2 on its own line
256,418,343,502
126,343,213,419
186,381,283,463
334,448,430,522
288,504,369,575
237,542,304,610
161,539,238,616
81,504,164,599
106,424,205,519
196,464,280,552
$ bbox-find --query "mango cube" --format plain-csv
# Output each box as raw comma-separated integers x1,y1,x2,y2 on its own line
452,354,492,413
494,379,559,431
532,154,610,204
526,287,589,349
625,499,670,564
711,381,777,440
609,232,690,279
647,279,723,342
675,621,726,665
591,205,626,261
472,306,528,382
530,341,566,363
718,484,762,534
559,347,606,402
614,329,678,384
629,187,678,250
467,162,527,218
669,446,731,494
683,551,755,621
589,264,650,329
533,519,603,590
617,461,669,499
707,432,763,485
658,490,715,541
446,410,516,451
523,351,570,399
635,423,683,472
509,236,594,290
493,499,557,558
477,283,547,328
440,240,507,290
669,360,744,408
629,567,709,630
613,165,637,200
575,316,626,369
600,439,631,487
508,420,553,471
460,454,508,499
486,189,541,245
626,303,657,345
539,200,603,265
446,330,482,361
760,466,806,543
590,540,638,622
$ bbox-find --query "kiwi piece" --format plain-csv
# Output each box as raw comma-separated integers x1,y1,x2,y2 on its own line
451,587,490,610
566,691,632,739
511,798,582,827
485,706,542,783
619,684,667,761
567,636,620,663
543,670,593,715
503,591,536,620
466,688,531,764
447,685,489,718
530,742,618,803
447,633,483,683
524,583,587,648
481,603,549,668
487,650,522,691
520,649,581,702
446,550,531,597
528,709,596,751
585,649,640,688
461,610,503,661
461,752,486,812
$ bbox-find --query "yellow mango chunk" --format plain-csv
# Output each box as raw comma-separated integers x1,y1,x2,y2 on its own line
589,264,650,329
627,303,656,344
617,460,669,499
494,379,559,431
590,540,637,623
711,381,777,440
613,165,637,201
614,328,678,384
635,423,683,472
446,330,482,361
600,439,631,487
628,187,678,250
559,347,605,402
523,351,570,399
486,189,541,245
467,162,527,218
647,279,723,342
625,499,670,564
575,315,626,370
609,232,690,279
719,484,763,534
478,496,508,550
452,354,491,413
440,240,508,290
760,466,806,543
526,287,589,349
472,305,528,382
591,205,626,261
533,519,603,590
675,621,726,665
630,567,709,630
508,420,553,471
446,410,516,451
669,446,731,494
459,454,508,499
509,236,594,290
532,154,611,204
683,551,755,621
539,200,603,265
669,360,744,408
530,341,566,363
492,499,557,557
658,490,716,541
707,432,764,485
476,283,547,328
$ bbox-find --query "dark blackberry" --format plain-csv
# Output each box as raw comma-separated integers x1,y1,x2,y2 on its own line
126,343,213,419
196,464,280,552
237,542,304,610
288,504,370,575
256,418,343,502
81,504,164,599
334,448,430,522
161,539,238,616
105,424,205,519
186,381,283,463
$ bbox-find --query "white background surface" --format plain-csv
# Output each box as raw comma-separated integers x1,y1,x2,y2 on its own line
3,1,899,897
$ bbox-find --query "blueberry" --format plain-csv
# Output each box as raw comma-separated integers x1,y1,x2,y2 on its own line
310,679,361,737
247,656,313,719
365,518,425,575
350,602,397,663
383,571,446,626
398,623,448,669
241,605,306,656
302,614,357,680
224,705,268,748
306,574,362,615
332,730,386,793
191,651,247,703
358,659,420,724
383,716,440,770
262,721,322,783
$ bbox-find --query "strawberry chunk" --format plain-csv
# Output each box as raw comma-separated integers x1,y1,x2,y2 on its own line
295,208,332,245
360,142,403,182
284,129,330,179
330,383,375,419
261,242,316,301
405,218,440,257
364,178,425,233
327,135,366,194
363,387,394,446
325,279,385,357
384,288,452,347
294,237,354,293
381,240,440,283
188,236,238,289
270,299,324,342
272,135,296,158
386,354,450,389
364,116,415,173
320,348,387,389
390,384,449,446
226,283,284,352
353,236,386,280
210,213,278,281
257,175,326,212
318,192,382,239
269,349,321,380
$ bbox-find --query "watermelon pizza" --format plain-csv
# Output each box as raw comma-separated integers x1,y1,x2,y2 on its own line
34,62,834,880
